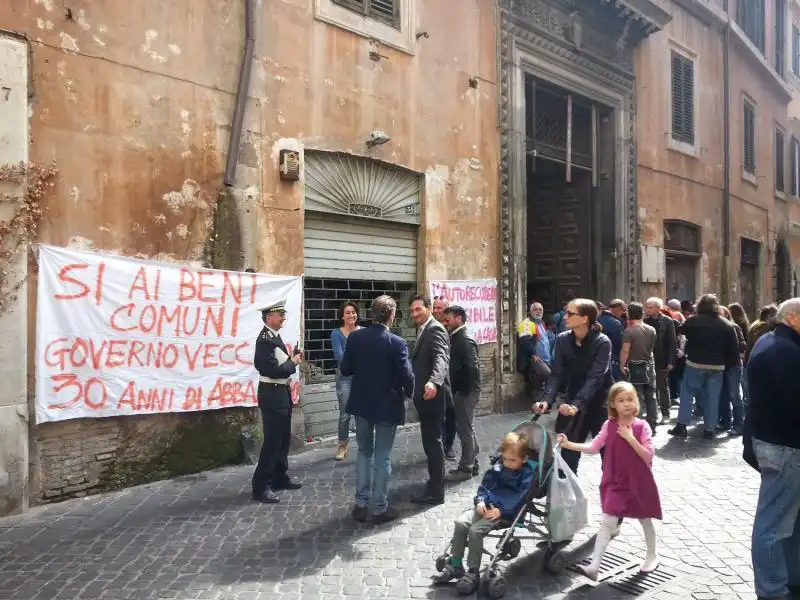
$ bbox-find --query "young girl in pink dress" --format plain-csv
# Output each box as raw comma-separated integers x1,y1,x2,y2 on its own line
557,381,662,580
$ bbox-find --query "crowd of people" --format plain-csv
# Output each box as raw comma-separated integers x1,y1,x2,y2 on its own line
249,292,800,600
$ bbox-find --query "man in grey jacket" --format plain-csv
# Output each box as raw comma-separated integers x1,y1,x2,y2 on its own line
441,305,481,482
409,295,452,505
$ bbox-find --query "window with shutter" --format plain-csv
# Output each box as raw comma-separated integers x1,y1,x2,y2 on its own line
744,101,756,175
776,129,785,193
670,51,695,146
792,136,799,197
793,26,800,75
737,0,765,54
775,0,787,76
332,0,399,28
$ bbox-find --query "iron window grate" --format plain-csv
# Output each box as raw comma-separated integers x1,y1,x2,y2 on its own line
671,51,695,146
302,278,417,383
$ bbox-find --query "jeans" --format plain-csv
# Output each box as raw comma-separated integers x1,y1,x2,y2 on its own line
335,372,353,442
610,359,625,383
635,364,658,431
751,439,800,598
718,365,744,432
677,365,724,432
741,368,750,411
451,508,497,569
453,391,480,472
355,417,398,514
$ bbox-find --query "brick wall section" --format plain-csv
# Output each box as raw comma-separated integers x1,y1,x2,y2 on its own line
477,343,497,414
31,410,257,503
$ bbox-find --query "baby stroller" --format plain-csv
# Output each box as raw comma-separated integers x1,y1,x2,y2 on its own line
434,417,566,599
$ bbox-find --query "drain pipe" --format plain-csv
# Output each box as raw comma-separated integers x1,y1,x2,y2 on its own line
721,0,731,304
223,0,256,187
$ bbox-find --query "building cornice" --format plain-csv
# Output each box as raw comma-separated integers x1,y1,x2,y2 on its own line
600,0,672,35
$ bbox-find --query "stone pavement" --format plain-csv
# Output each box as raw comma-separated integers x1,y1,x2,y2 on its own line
0,412,759,600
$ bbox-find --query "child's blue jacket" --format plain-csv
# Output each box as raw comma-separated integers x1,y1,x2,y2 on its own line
474,461,535,520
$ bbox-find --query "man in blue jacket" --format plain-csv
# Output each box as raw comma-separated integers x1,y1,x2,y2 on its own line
341,294,414,524
746,298,800,600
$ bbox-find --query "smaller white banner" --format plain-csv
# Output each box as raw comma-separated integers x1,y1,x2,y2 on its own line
429,279,498,344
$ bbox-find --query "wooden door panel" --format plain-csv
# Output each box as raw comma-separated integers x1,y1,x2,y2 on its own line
665,259,696,304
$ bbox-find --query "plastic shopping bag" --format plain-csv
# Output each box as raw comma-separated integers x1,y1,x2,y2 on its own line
547,447,591,543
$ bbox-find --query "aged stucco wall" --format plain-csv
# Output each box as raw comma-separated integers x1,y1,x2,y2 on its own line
5,0,499,508
635,0,791,306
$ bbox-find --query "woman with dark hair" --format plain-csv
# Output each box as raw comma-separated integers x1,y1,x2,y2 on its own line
331,302,362,460
669,294,739,440
533,298,614,473
717,306,746,436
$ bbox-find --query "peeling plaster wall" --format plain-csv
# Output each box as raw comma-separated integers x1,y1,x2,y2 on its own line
635,0,791,305
6,0,499,507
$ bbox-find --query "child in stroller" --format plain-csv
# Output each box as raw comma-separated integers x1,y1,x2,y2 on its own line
432,419,563,598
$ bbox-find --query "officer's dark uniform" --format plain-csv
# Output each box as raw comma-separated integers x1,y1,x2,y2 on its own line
251,300,301,503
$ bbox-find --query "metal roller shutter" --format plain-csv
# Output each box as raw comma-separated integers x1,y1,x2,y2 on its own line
303,212,417,282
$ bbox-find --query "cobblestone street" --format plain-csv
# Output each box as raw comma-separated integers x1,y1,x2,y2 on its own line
0,412,759,600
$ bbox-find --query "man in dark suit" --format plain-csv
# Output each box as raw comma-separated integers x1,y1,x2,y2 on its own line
251,299,304,504
409,294,452,505
441,305,481,482
341,295,414,524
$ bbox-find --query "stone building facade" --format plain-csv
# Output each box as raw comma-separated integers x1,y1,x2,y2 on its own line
0,0,499,515
496,0,670,404
637,0,796,316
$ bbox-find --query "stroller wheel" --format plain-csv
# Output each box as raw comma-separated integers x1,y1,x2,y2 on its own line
544,551,566,575
485,574,507,599
503,538,522,559
435,554,449,572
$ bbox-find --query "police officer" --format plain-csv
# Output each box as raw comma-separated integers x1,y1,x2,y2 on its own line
251,299,303,504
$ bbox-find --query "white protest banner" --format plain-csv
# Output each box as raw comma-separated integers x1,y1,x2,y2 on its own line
35,244,302,423
429,279,498,344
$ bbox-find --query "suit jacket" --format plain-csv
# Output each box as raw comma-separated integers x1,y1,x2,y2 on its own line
340,324,414,425
450,326,480,395
253,326,297,409
412,318,452,413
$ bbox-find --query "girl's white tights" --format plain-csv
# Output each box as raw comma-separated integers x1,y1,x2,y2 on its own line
581,514,659,580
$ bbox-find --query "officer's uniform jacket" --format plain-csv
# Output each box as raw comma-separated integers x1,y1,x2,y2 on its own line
254,326,297,409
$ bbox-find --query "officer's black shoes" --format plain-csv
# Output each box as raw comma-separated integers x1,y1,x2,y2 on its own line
272,480,302,491
352,505,368,522
252,489,280,504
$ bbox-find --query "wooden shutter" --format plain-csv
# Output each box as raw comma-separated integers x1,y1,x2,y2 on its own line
744,101,756,174
776,129,785,193
671,52,695,145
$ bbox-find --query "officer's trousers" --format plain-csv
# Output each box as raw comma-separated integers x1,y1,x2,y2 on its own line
252,404,292,493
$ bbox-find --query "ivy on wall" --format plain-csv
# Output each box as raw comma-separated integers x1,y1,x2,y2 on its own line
0,161,57,311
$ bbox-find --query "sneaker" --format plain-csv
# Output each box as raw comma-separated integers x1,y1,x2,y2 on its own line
703,430,715,440
668,424,687,438
640,555,660,573
351,505,368,522
447,469,473,482
455,570,481,595
472,463,480,477
445,447,457,461
432,563,465,583
334,441,348,461
372,507,399,524
728,428,743,437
